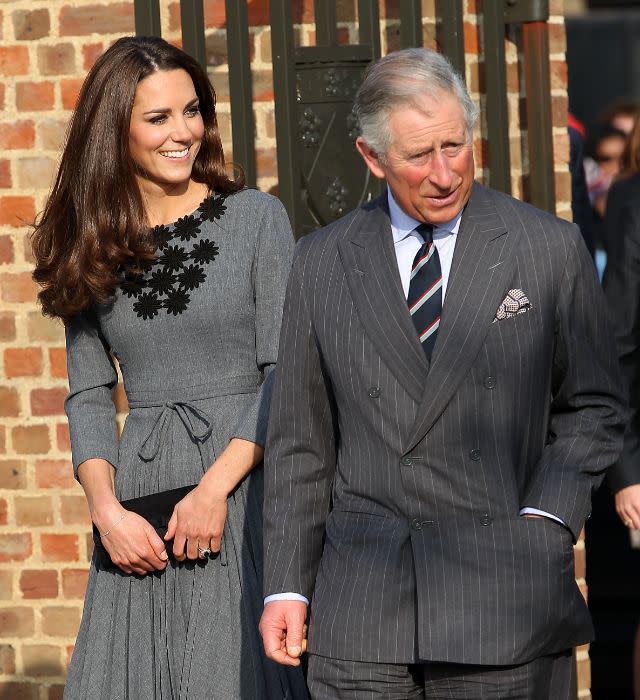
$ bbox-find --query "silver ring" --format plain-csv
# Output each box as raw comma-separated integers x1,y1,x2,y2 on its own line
197,546,211,557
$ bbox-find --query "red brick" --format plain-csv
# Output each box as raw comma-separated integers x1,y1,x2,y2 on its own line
0,83,4,111
22,644,63,676
60,77,84,110
40,534,79,563
27,311,64,343
0,159,11,188
0,682,37,700
0,426,5,453
0,459,26,489
31,387,66,416
0,571,11,600
19,570,58,599
12,425,50,454
0,645,15,674
0,498,6,525
60,495,90,525
0,387,19,417
61,569,88,599
0,46,29,76
49,347,67,378
464,21,480,54
0,121,35,149
0,197,35,228
16,156,57,189
0,235,13,264
15,496,55,526
0,311,15,341
82,42,103,71
59,3,134,36
56,422,71,452
48,685,64,700
4,347,43,377
15,81,55,111
35,459,74,489
41,606,81,637
37,119,68,151
13,9,50,40
0,533,32,563
37,44,76,75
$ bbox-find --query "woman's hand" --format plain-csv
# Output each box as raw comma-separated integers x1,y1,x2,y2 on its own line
96,508,169,575
164,483,228,561
615,484,640,530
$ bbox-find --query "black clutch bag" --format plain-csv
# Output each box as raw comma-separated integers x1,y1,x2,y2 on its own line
92,484,197,568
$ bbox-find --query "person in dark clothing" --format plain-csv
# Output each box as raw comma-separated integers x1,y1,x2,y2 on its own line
569,123,595,258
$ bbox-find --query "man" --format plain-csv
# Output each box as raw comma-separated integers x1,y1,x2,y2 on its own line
260,48,626,698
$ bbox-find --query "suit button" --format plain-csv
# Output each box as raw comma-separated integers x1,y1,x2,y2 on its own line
484,376,496,389
480,514,492,526
470,449,481,461
368,386,381,398
411,518,422,531
401,456,413,467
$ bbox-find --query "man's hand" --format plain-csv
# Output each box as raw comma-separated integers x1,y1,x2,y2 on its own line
259,600,308,666
615,484,640,529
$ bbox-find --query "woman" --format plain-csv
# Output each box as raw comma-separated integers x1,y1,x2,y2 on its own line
32,36,306,699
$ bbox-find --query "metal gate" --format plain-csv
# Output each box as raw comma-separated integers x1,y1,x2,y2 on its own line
134,0,557,237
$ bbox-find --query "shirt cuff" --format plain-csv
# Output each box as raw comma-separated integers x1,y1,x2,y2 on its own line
519,507,566,525
264,593,309,606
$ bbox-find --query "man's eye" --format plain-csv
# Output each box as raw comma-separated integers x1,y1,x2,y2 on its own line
443,144,464,156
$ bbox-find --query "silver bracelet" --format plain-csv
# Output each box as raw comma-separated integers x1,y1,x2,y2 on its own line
100,513,126,538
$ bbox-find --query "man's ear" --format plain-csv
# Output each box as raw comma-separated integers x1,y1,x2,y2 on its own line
355,137,386,180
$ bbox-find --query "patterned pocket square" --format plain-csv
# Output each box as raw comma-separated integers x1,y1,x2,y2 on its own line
493,288,532,322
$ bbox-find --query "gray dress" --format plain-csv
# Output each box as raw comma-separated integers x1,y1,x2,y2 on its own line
63,189,307,699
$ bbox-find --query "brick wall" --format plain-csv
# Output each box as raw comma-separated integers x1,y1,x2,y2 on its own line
0,1,578,697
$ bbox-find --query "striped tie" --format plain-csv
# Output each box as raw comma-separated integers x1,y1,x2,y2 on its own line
407,224,442,360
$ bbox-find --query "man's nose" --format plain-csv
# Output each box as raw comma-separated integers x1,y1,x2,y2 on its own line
428,151,453,189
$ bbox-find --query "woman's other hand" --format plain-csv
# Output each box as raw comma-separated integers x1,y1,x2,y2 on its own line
97,508,169,575
615,484,640,530
164,483,228,561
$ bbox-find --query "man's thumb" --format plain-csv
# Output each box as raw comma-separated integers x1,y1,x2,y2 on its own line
285,610,305,657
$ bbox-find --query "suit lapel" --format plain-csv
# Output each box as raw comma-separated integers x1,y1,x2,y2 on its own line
404,183,518,452
338,197,428,403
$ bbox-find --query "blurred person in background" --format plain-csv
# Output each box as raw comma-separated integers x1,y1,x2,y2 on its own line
603,113,640,700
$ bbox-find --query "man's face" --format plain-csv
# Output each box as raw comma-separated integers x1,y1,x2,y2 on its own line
356,93,475,225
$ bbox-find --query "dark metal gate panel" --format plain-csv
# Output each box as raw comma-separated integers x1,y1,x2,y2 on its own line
132,0,559,228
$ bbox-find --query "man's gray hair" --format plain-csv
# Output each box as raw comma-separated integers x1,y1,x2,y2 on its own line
354,48,479,157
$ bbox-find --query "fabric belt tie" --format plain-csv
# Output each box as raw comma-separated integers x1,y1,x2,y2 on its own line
139,401,214,461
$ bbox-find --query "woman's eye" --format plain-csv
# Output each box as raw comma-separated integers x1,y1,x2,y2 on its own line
185,106,200,116
149,115,166,125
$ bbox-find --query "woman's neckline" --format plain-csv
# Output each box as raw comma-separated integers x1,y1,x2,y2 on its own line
145,182,211,229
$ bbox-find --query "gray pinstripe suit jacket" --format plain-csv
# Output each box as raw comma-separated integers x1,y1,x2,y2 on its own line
263,183,626,666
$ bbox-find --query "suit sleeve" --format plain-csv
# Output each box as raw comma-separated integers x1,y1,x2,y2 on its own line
262,246,337,600
522,225,626,539
231,196,295,447
603,203,640,492
64,311,119,478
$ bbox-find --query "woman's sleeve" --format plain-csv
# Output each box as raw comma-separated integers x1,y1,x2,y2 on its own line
231,195,295,447
64,310,119,478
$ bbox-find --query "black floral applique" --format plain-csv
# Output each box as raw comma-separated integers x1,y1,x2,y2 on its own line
133,291,163,320
120,191,227,319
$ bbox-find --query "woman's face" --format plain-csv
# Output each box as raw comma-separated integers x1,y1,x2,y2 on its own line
128,68,205,192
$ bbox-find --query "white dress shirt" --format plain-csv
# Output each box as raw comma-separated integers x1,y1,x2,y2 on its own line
264,190,562,607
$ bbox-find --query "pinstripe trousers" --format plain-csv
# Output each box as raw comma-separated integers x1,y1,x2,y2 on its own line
306,651,573,699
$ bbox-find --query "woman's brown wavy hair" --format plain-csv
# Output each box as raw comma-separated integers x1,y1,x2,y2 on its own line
620,115,640,177
32,35,244,322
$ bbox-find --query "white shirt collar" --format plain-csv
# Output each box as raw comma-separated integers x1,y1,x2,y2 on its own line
387,187,463,244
